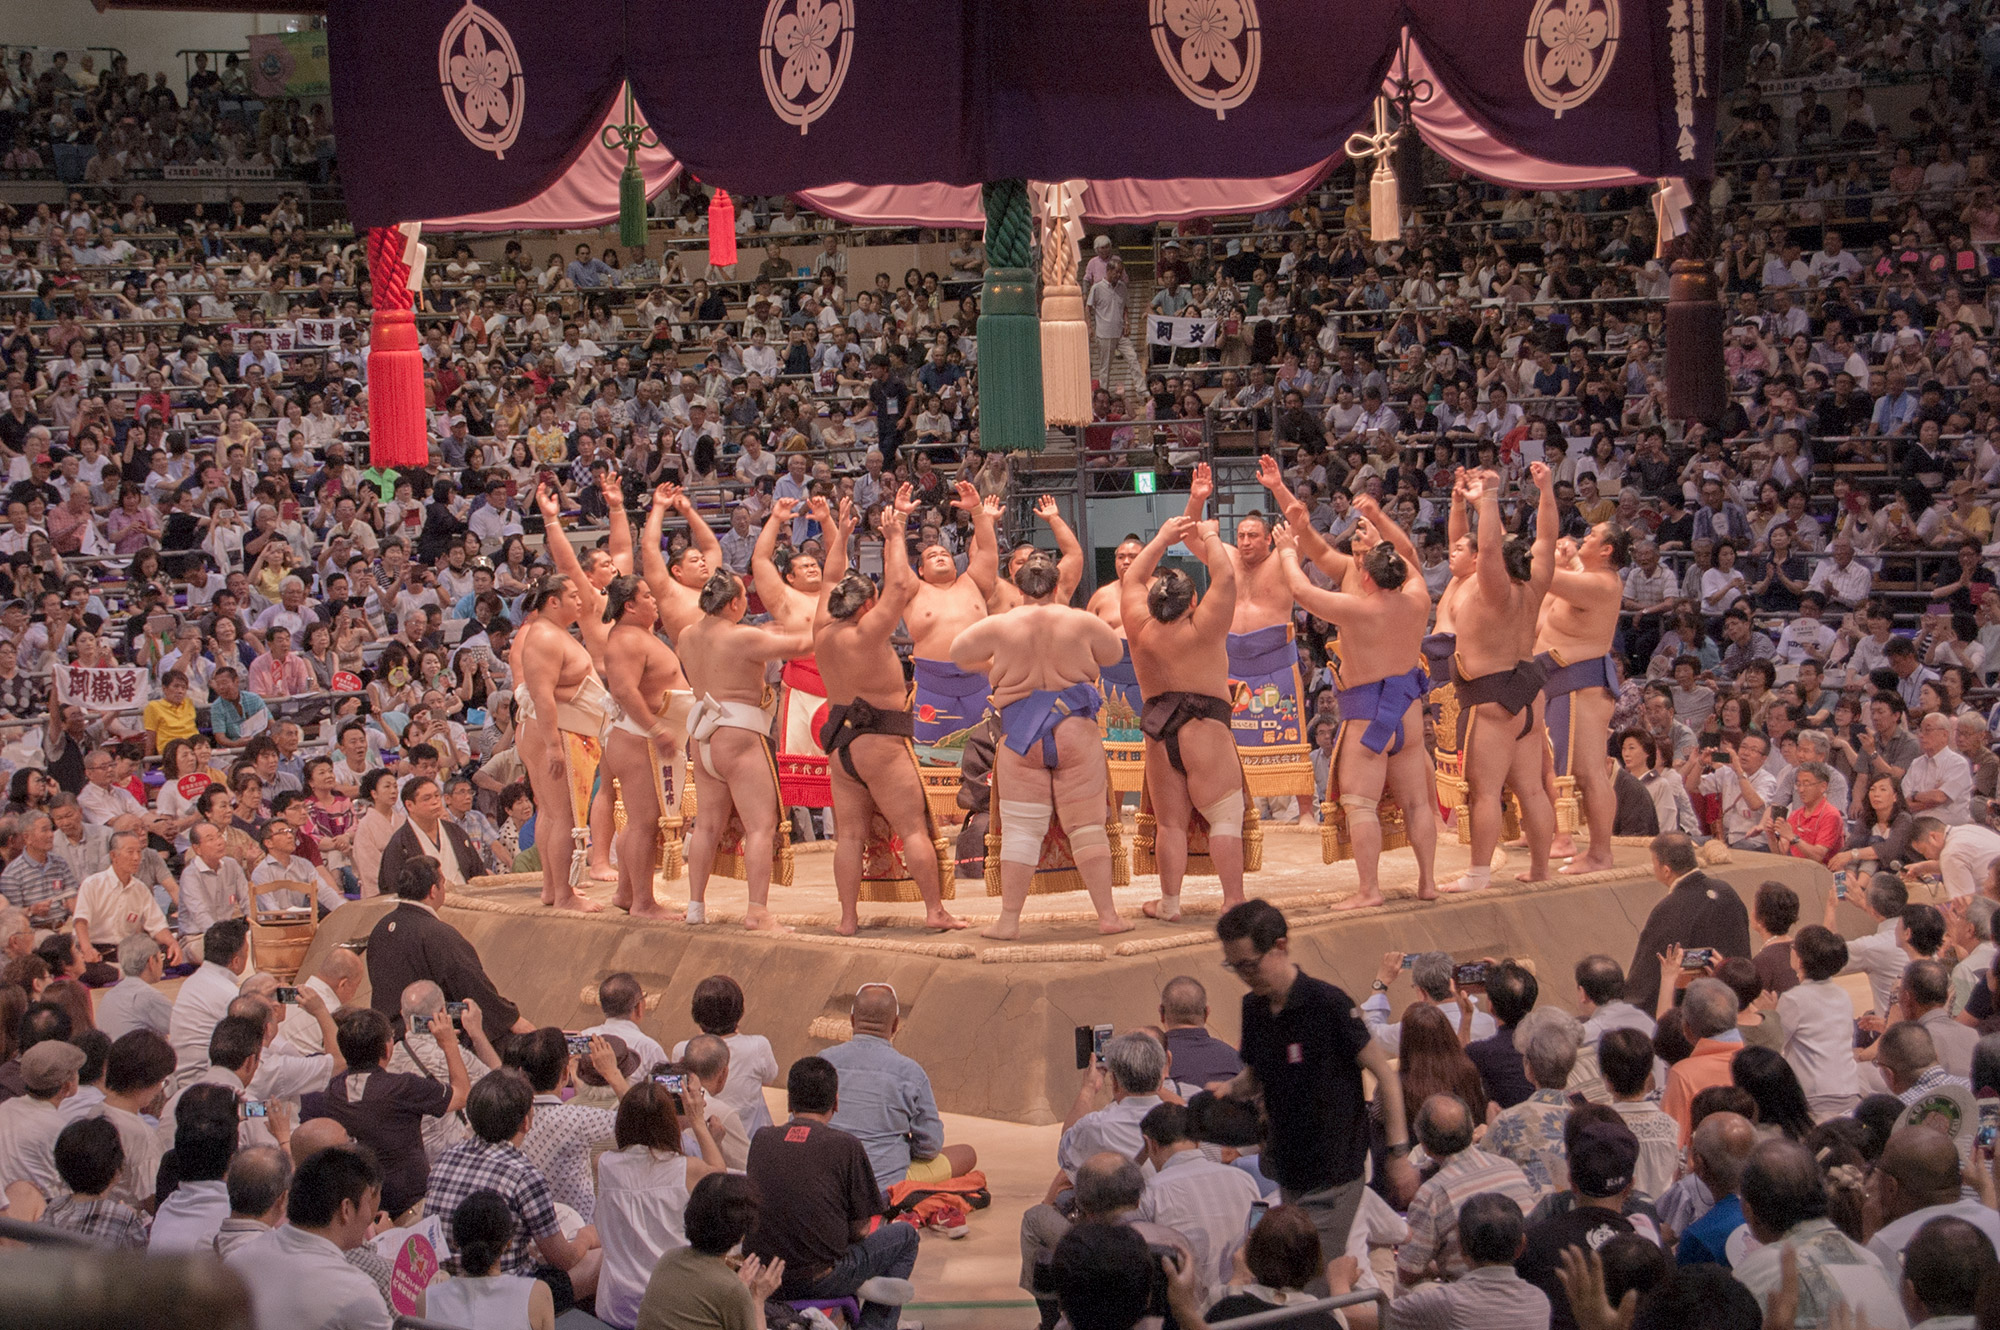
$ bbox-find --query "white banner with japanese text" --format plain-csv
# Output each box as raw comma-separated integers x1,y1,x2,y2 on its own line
1144,315,1223,349
54,664,151,713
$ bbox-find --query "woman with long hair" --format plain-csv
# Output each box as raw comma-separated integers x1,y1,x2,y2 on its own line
592,1079,726,1329
1830,774,1915,873
1731,1044,1815,1140
1390,1005,1490,1139
3,767,47,818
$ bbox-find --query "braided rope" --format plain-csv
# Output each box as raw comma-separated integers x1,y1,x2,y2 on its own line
366,226,411,310
982,180,1032,271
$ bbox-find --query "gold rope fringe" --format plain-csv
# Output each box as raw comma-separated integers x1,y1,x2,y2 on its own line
808,1015,855,1042
981,944,1107,964
1111,932,1217,957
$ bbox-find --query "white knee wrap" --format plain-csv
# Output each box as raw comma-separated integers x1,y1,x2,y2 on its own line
1337,794,1380,824
1066,820,1110,863
999,800,1054,866
1200,790,1247,838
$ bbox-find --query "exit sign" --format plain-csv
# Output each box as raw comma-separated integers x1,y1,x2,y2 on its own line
1134,471,1157,494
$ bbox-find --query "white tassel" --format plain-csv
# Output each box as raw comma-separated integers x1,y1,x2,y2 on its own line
1370,159,1401,244
1036,179,1093,425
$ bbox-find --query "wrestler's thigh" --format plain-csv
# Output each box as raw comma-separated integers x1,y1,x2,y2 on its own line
1176,718,1243,809
993,742,1055,804
1508,729,1550,788
605,732,661,817
829,762,879,829
1465,704,1522,785
1051,718,1109,812
1334,723,1389,799
1141,738,1194,822
846,735,928,831
1572,691,1618,767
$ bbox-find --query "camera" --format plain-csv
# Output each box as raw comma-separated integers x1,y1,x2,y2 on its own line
566,1033,593,1057
1452,961,1489,989
274,987,299,1005
1680,948,1715,970
1074,1024,1114,1071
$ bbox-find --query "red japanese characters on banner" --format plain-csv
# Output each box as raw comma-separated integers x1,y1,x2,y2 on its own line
55,665,150,713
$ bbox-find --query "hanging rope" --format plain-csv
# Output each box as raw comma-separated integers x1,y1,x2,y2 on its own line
1035,180,1091,426
1343,99,1402,243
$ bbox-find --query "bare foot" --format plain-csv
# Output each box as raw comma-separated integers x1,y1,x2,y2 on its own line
588,864,621,883
742,907,793,935
1548,834,1578,859
1334,891,1386,911
1558,854,1615,875
1502,835,1528,849
924,909,969,931
627,899,679,919
1141,899,1182,923
1098,915,1135,936
1436,875,1491,894
980,919,1022,941
550,891,605,913
835,914,859,937
611,888,632,911
1416,882,1438,902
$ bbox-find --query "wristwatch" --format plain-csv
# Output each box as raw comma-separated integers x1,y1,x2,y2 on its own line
1370,980,1390,993
1385,1142,1413,1159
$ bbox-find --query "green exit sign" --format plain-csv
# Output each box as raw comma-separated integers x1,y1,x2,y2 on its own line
1134,471,1157,494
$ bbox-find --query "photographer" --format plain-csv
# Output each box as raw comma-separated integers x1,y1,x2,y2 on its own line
1049,1215,1208,1330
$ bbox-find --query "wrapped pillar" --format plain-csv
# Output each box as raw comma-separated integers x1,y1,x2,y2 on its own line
977,179,1046,453
365,225,430,469
1664,181,1725,425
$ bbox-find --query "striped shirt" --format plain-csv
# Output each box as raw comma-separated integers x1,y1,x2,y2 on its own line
0,849,79,924
1135,1149,1264,1288
1399,1147,1538,1281
43,1193,150,1248
1389,1263,1553,1330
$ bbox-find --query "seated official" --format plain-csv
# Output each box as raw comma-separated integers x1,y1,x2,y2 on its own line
366,857,531,1036
821,981,977,1192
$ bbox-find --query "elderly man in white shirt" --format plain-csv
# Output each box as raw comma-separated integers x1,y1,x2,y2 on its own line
580,972,668,1070
1135,1101,1263,1288
1054,1034,1168,1186
177,824,251,946
0,1041,84,1201
277,947,365,1057
73,830,182,968
1904,713,1975,827
97,934,173,1041
224,1145,393,1330
1696,734,1779,849
249,820,346,914
1363,951,1498,1050
1909,816,2000,901
77,749,175,842
1825,874,1921,1017
1806,538,1873,609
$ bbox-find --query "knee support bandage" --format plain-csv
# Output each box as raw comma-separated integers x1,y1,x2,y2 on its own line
1337,793,1380,825
1200,790,1247,838
1064,819,1110,865
998,799,1054,867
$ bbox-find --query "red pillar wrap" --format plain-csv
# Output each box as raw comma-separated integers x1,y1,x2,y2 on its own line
366,227,430,469
708,190,736,268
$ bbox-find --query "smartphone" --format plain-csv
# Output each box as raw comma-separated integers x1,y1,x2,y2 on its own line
1681,948,1715,970
1245,1200,1270,1239
274,986,299,1004
1401,954,1415,970
566,1033,593,1057
1074,1023,1115,1071
1981,1123,1998,1152
1453,961,1490,989
1771,805,1790,823
1834,869,1849,901
242,1101,269,1119
654,1072,688,1094
445,1000,468,1025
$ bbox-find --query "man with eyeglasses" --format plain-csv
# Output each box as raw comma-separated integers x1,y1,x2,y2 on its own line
1215,899,1416,1280
248,819,344,915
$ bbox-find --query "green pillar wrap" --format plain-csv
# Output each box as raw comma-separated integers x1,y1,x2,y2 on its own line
618,160,647,249
977,179,1045,454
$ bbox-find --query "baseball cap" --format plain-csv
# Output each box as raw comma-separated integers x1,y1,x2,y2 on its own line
22,1040,85,1095
1568,1121,1640,1198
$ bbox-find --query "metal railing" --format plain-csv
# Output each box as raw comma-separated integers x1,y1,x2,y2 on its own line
1210,1288,1390,1327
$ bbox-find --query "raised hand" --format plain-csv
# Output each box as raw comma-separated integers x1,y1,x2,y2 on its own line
1158,514,1196,549
651,483,677,511
1528,460,1554,492
1196,518,1220,545
893,483,918,516
770,496,798,523
535,483,560,516
806,495,833,529
982,492,1004,518
1190,462,1214,507
1272,522,1298,555
951,480,981,513
836,497,857,532
1034,494,1059,523
1256,454,1284,492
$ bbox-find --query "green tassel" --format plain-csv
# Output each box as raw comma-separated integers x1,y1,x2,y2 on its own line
977,179,1045,454
619,161,646,250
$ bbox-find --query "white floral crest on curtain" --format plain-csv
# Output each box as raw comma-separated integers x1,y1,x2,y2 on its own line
1149,0,1262,121
1523,0,1620,118
759,0,856,136
438,0,526,159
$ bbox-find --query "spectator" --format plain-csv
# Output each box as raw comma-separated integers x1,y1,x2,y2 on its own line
149,1081,236,1252
386,979,502,1162
212,1144,292,1259
1207,1202,1352,1328
1514,1120,1643,1330
1750,881,1802,998
1824,873,1919,1016
821,981,975,1193
743,1056,917,1330
97,934,172,1041
1048,1031,1167,1200
1623,834,1752,1014
1049,1219,1205,1330
0,1039,85,1199
581,971,667,1071
1907,815,2000,901
1771,762,1845,863
669,975,779,1135
420,1190,559,1330
177,823,252,945
168,918,251,1093
593,1078,728,1330
1674,1111,1756,1268
1396,1094,1537,1284
1486,1008,1582,1196
424,1070,603,1310
1389,1192,1550,1330
365,857,527,1035
1598,1028,1677,1200
1661,979,1743,1144
1905,714,1975,827
1467,961,1540,1111
504,1026,624,1222
90,1028,175,1211
1897,1217,1999,1330
1156,975,1243,1091
1898,959,1976,1080
223,1144,393,1330
676,1034,752,1170
1865,1126,2000,1280
1731,1138,1907,1328
1364,950,1498,1052
1216,900,1414,1269
633,1172,782,1330
1876,1022,1971,1110
1779,925,1864,1120
278,947,365,1056
1134,1101,1263,1287
41,1115,149,1247
1576,955,1656,1048
300,1005,470,1221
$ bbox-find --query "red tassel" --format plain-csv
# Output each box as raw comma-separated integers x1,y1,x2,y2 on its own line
365,227,430,469
708,189,737,268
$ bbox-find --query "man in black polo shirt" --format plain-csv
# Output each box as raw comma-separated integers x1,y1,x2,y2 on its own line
1216,900,1416,1279
744,1056,918,1330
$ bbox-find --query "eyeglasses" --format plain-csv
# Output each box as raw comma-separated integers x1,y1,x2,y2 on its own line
855,982,897,1004
1220,952,1268,977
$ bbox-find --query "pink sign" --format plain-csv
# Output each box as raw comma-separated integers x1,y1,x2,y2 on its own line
388,1233,439,1314
332,671,364,692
